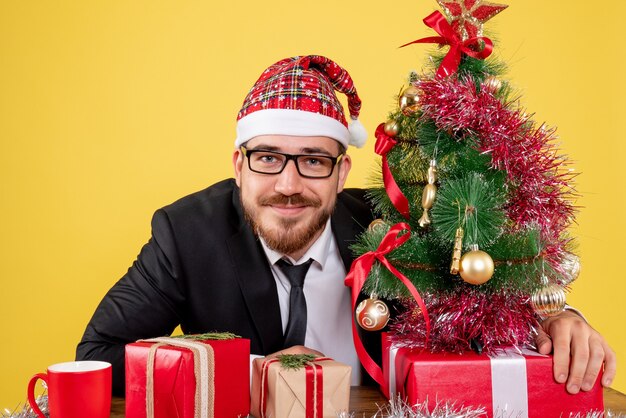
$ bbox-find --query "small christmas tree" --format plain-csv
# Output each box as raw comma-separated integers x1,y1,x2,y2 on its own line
347,0,581,365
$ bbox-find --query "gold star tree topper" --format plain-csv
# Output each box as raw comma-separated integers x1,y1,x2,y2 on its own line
437,0,508,40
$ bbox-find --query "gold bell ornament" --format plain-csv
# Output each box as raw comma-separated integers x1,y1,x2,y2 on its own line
398,85,422,116
355,295,390,331
531,279,566,318
459,244,494,285
418,160,438,228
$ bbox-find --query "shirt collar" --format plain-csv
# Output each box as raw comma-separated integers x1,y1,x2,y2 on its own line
260,218,333,268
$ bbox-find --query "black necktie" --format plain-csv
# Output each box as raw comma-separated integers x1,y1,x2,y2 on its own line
276,258,313,347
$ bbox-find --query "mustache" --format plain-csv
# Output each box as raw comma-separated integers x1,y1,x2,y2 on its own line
259,194,321,208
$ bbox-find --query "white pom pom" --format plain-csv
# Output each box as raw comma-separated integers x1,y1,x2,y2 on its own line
348,118,367,148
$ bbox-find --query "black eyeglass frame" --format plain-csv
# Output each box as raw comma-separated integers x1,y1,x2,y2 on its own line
240,146,344,179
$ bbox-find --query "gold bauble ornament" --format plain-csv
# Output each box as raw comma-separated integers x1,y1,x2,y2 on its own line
368,219,387,233
398,86,422,115
355,297,390,331
383,120,400,137
531,283,566,318
483,76,502,93
560,252,581,285
459,245,494,285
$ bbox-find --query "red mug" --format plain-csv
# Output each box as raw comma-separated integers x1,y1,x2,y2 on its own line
27,360,112,418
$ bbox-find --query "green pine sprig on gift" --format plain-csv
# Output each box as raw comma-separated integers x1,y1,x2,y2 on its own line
173,332,240,340
277,354,317,370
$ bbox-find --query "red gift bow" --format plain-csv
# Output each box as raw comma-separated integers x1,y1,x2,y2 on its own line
400,11,494,78
260,357,331,418
375,123,410,220
344,223,430,386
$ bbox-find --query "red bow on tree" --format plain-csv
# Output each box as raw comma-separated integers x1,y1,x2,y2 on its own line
375,123,411,220
401,10,495,78
344,223,430,386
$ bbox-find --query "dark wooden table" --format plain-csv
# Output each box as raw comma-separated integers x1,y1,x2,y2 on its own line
111,386,626,416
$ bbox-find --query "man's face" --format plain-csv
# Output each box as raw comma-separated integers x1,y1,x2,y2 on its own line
233,135,351,259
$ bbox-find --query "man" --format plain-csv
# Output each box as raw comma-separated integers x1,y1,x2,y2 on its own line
77,55,615,397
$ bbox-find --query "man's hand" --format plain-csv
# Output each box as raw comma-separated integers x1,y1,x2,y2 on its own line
535,309,616,394
266,345,324,359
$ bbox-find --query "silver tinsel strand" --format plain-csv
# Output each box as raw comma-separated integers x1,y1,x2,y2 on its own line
333,397,625,418
371,396,486,418
2,395,48,418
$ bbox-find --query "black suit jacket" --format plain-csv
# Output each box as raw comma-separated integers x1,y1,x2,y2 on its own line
76,179,375,394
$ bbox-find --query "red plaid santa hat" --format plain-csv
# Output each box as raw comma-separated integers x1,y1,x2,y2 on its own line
235,55,367,149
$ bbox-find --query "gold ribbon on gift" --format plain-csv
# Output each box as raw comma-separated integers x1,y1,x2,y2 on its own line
142,337,216,418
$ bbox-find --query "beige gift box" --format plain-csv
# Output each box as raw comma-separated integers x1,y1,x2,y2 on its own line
250,357,351,418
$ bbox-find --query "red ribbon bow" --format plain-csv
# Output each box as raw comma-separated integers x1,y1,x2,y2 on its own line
375,124,410,220
344,223,430,386
400,11,494,78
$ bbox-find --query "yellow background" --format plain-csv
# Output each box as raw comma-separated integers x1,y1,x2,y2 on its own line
1,0,624,409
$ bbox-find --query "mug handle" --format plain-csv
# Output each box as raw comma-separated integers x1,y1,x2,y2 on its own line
27,373,49,418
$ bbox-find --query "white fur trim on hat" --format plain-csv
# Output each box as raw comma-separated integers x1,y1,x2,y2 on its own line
235,109,350,148
348,118,367,148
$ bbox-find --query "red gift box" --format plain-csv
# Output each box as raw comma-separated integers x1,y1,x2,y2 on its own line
126,337,250,418
382,336,603,417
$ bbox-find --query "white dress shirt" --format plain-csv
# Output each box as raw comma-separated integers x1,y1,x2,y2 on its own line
259,219,361,385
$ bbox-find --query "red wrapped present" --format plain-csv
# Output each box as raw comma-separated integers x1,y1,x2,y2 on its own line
250,355,351,418
382,335,604,417
126,334,250,418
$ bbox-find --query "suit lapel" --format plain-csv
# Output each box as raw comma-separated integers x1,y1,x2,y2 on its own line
226,188,284,354
331,196,366,270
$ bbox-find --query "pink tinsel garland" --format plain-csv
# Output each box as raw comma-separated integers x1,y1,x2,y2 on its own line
417,76,576,267
389,287,539,353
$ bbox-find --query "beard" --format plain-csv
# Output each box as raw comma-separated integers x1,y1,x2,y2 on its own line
241,192,333,256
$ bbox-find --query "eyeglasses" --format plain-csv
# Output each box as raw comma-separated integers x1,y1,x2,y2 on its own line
240,147,344,179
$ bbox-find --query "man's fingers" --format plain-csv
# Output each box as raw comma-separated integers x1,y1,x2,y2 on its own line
580,335,605,391
546,321,572,385
542,310,616,393
602,342,617,388
565,323,591,394
534,327,552,355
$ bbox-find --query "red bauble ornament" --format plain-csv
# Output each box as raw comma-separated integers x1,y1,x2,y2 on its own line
355,297,390,331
